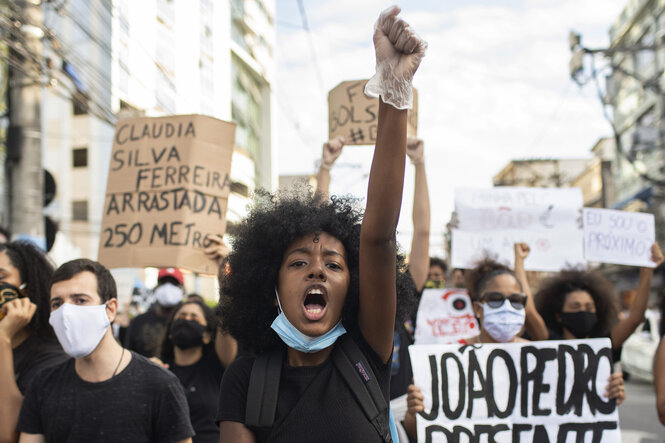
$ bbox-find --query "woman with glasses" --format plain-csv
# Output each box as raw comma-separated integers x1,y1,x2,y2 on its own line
403,255,536,439
403,249,631,439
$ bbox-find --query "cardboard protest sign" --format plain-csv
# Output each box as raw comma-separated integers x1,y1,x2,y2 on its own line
414,289,479,345
583,208,656,267
328,80,418,145
409,339,620,443
452,187,584,271
98,115,236,275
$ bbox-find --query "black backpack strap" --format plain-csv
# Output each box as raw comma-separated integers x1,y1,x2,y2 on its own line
245,348,283,431
333,335,392,443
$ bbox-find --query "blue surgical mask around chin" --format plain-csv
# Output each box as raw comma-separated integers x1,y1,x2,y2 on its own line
270,288,346,353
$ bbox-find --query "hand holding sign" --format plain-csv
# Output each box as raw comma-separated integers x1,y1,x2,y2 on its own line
605,372,625,406
365,6,427,110
204,234,230,267
403,384,424,440
650,242,664,267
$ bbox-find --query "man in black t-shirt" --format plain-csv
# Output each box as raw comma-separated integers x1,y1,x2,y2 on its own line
17,259,194,443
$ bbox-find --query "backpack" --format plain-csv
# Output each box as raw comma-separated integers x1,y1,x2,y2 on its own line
245,334,393,442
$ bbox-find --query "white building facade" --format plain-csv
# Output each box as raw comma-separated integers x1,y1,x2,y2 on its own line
40,0,276,295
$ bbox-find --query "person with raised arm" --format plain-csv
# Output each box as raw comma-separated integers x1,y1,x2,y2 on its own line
215,6,426,442
314,136,345,200
536,243,664,355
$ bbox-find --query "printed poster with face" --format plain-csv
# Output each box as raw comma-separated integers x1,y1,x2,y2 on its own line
414,289,479,345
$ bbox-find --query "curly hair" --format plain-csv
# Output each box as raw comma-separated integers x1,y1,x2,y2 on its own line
160,300,218,362
429,257,448,274
0,241,55,338
218,189,416,354
535,268,617,337
464,257,521,302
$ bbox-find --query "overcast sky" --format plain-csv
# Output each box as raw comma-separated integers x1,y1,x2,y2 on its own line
274,0,628,257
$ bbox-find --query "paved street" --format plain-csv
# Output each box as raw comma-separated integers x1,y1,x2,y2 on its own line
620,378,664,443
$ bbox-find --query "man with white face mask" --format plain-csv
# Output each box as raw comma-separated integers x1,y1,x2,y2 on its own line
125,268,185,357
17,259,194,443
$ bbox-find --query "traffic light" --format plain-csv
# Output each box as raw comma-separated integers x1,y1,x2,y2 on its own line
44,169,57,252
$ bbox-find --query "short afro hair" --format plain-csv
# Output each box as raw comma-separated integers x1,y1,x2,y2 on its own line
535,268,617,338
218,189,415,354
429,257,448,274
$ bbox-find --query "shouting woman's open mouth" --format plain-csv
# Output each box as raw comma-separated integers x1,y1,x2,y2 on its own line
302,286,328,321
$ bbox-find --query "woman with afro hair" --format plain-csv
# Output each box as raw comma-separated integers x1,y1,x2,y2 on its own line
215,6,426,442
535,243,663,354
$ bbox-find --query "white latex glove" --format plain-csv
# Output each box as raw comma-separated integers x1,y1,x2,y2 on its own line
365,5,427,110
321,136,345,169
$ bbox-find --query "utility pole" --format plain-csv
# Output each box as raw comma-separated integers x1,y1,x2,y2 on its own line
6,0,44,245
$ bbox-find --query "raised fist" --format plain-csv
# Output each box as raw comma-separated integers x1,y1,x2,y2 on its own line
365,5,427,110
321,136,345,168
406,136,424,164
514,242,530,261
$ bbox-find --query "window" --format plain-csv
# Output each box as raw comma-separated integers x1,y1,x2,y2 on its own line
72,148,88,167
231,56,263,160
72,200,88,221
231,181,249,197
72,91,89,115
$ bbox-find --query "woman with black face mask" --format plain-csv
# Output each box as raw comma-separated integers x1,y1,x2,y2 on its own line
159,300,237,443
536,243,664,364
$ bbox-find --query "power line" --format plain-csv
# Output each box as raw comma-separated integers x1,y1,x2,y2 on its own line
296,0,325,96
588,55,665,187
528,82,572,150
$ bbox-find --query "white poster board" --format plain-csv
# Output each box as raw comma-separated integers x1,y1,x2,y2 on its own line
452,187,584,271
414,289,479,345
409,339,620,442
583,208,655,267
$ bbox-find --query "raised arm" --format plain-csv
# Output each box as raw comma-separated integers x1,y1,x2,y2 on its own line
611,242,664,350
514,243,548,340
406,137,430,292
359,6,426,362
314,136,344,200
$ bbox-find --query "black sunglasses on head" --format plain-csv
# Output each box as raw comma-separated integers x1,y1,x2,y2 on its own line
480,292,527,310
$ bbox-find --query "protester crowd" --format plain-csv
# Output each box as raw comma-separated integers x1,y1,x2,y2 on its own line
2,5,665,443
